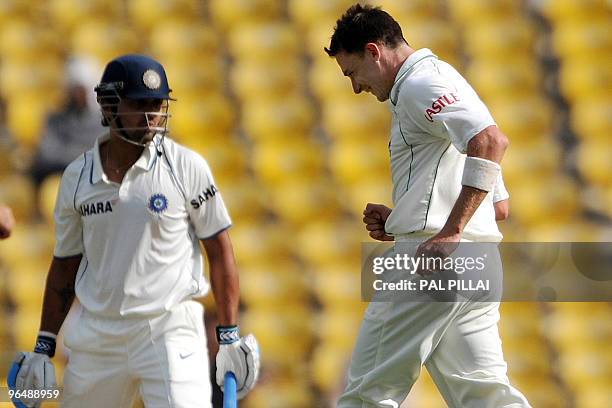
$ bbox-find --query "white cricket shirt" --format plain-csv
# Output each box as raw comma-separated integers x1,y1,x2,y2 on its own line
385,48,503,242
53,133,232,317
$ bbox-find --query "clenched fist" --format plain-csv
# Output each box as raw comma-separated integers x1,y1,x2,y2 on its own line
0,205,15,239
363,203,394,241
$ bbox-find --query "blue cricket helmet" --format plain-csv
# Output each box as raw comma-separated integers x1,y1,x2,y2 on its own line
95,54,173,146
95,54,173,100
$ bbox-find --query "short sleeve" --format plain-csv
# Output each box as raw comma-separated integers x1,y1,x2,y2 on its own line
184,152,232,239
402,75,496,153
54,159,85,257
493,171,510,203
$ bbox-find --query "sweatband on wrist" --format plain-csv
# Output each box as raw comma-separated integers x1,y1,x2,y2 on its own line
34,331,57,357
462,156,501,192
216,325,240,345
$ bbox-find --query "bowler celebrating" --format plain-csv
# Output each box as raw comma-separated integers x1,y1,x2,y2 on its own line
326,5,530,408
10,54,259,407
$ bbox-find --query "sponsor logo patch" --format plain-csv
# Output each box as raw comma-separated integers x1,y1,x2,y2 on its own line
80,200,113,217
424,93,460,122
190,185,218,209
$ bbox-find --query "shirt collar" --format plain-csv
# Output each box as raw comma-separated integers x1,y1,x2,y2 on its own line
389,48,437,105
91,133,159,184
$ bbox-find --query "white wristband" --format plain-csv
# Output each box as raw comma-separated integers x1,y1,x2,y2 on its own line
462,156,501,192
38,331,58,340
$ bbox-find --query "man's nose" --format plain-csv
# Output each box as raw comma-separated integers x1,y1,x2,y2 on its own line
143,113,158,126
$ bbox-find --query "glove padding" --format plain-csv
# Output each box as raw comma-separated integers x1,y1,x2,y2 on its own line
216,334,260,399
11,352,56,408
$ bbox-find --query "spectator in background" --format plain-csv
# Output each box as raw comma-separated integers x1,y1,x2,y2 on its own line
0,204,15,239
30,56,104,217
0,98,14,150
0,97,19,171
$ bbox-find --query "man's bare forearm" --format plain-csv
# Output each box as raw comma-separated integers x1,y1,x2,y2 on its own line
209,257,239,326
202,231,239,326
39,255,82,334
442,126,508,235
442,186,488,235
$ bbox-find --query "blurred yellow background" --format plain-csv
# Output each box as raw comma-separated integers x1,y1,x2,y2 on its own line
0,0,611,407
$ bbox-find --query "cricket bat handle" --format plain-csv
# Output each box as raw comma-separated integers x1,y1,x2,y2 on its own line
223,371,237,408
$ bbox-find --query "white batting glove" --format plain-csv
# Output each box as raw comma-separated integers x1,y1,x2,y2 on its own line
12,352,56,407
10,332,58,407
215,326,260,399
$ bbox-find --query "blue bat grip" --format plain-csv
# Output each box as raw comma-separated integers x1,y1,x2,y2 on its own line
223,371,237,408
7,360,28,408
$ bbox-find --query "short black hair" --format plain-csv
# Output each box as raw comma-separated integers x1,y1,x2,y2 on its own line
324,3,407,57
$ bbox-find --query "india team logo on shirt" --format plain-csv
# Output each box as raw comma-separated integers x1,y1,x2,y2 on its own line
148,193,168,214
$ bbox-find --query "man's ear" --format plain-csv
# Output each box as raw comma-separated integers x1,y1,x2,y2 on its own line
364,43,381,61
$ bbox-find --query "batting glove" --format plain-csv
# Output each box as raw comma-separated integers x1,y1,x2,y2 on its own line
8,332,57,408
215,326,260,399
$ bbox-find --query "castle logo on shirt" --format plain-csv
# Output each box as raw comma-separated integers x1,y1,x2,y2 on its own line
424,93,460,122
80,200,113,216
148,193,168,214
190,185,218,209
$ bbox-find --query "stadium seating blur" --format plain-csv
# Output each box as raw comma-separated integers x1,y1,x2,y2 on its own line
0,1,610,407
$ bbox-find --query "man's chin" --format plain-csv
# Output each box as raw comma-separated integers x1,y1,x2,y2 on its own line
142,132,156,143
135,129,157,142
118,130,154,146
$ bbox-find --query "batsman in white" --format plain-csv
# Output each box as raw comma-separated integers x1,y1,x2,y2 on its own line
325,5,531,408
10,54,260,407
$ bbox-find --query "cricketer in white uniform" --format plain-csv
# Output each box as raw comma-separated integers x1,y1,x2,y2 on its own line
9,55,259,408
326,5,531,408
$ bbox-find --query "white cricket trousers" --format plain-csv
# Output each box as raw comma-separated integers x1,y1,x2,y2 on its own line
338,238,531,408
61,301,212,408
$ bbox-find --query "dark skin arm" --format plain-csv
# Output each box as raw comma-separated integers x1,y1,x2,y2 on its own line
416,125,509,271
39,255,82,334
202,230,239,326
